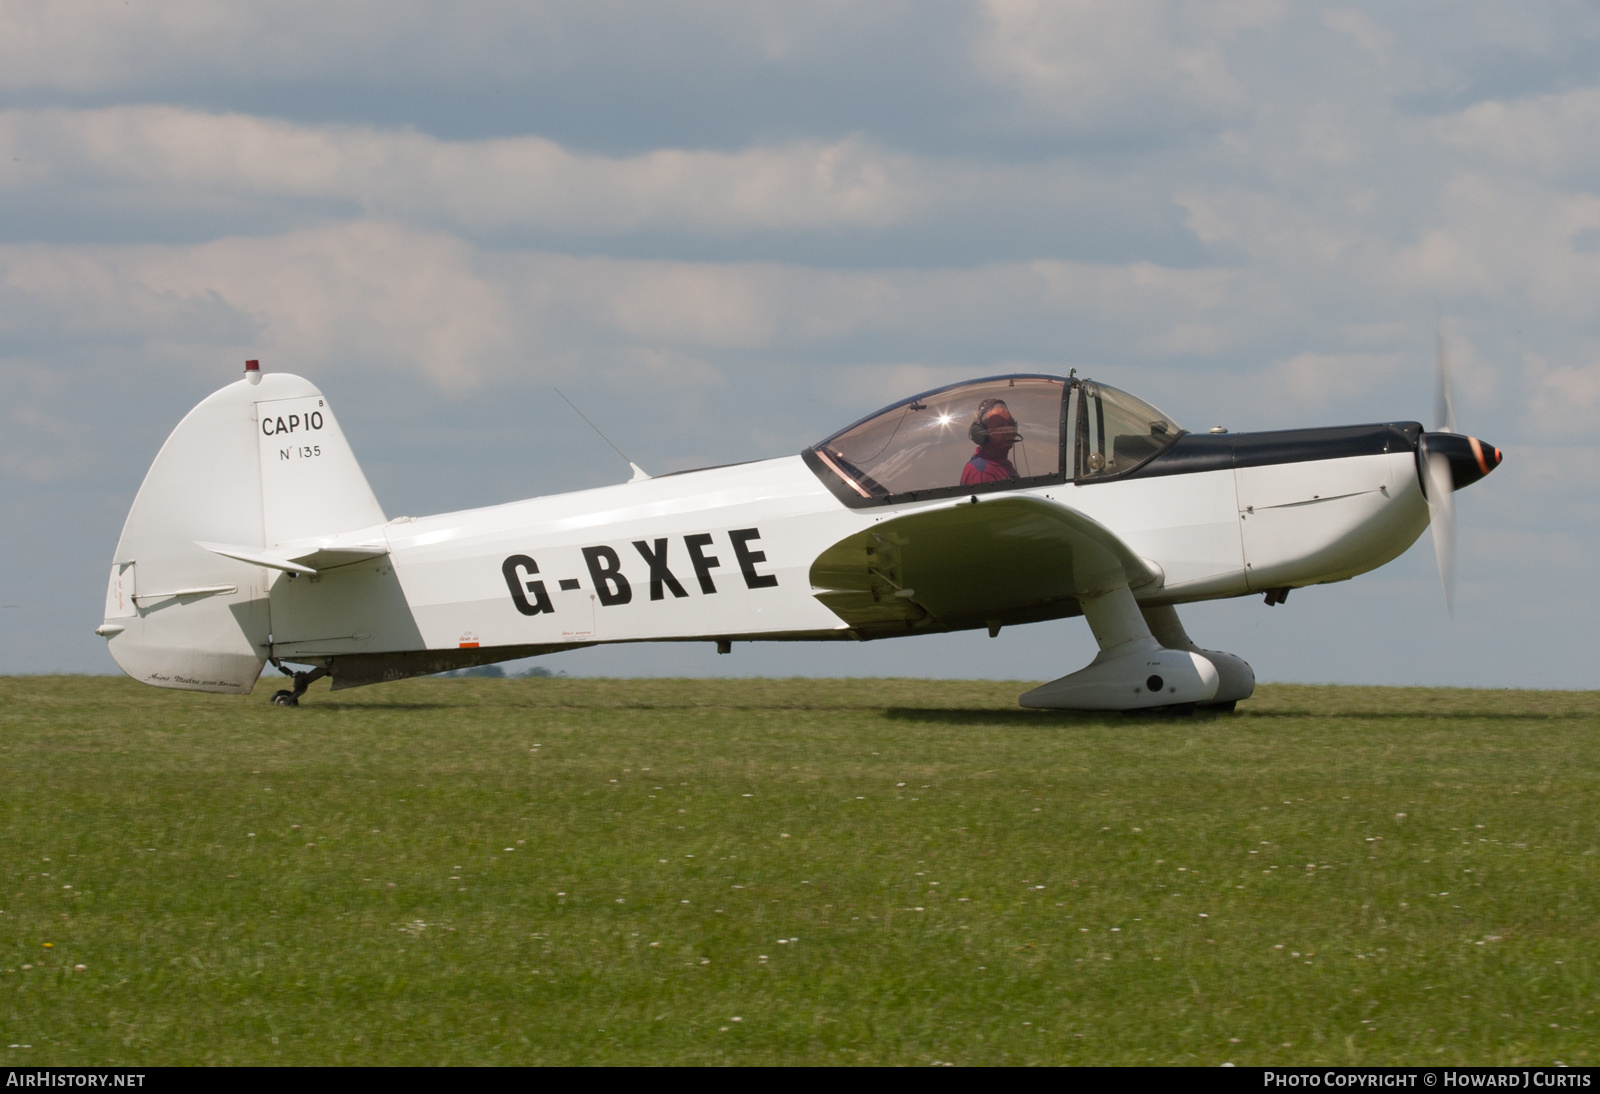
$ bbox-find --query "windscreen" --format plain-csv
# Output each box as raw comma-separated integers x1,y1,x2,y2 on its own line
1078,381,1182,479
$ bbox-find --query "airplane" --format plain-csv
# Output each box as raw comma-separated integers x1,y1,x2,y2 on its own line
95,354,1500,711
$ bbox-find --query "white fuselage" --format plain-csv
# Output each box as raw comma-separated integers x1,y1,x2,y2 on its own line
267,448,1428,662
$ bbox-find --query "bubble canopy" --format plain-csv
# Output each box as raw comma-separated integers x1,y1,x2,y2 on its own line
805,374,1183,506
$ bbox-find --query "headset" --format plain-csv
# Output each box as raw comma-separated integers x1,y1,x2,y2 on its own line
969,398,1023,445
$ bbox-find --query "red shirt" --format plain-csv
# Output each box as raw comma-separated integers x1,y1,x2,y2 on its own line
961,446,1018,485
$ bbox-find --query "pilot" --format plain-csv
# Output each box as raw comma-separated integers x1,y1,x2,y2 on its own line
962,398,1022,485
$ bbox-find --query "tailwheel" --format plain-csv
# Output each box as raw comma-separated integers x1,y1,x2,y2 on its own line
267,664,328,707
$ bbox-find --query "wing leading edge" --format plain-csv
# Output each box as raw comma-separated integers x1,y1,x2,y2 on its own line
808,495,1160,638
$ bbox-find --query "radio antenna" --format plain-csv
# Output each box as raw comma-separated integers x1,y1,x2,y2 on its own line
554,388,651,482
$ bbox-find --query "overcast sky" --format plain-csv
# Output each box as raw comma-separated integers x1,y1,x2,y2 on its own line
3,1,1597,689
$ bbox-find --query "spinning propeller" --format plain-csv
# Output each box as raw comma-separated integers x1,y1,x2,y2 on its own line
1417,324,1502,615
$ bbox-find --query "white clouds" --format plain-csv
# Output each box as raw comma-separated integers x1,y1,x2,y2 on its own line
0,223,510,386
147,224,513,388
1388,174,1600,318
0,401,95,483
1318,9,1393,53
1440,88,1600,183
0,107,921,235
0,209,1519,471
1,24,1591,424
557,253,1258,362
975,0,1283,133
0,225,1262,387
1261,351,1408,410
1507,445,1600,511
0,2,548,92
0,104,1211,267
0,202,1553,438
0,2,937,95
1523,358,1600,441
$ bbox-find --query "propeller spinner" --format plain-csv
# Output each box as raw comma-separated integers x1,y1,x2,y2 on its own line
1418,325,1502,615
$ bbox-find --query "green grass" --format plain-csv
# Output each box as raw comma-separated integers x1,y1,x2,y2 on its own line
2,675,1598,1065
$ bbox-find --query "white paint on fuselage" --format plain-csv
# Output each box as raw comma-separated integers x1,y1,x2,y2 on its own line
1237,450,1428,591
382,455,858,650
1058,468,1248,600
292,446,1431,656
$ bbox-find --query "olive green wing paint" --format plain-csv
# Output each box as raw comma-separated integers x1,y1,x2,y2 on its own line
809,495,1160,638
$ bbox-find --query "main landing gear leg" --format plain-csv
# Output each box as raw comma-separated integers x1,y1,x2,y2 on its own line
269,664,329,707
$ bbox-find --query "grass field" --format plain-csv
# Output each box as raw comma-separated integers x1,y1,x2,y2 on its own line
1,675,1598,1066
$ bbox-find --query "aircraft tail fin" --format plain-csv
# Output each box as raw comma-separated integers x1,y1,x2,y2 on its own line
100,367,386,693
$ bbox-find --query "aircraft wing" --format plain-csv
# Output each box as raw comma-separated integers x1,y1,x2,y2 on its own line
809,495,1160,636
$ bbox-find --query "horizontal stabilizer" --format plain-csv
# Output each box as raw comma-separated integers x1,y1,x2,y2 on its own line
282,544,389,570
196,537,390,575
196,541,318,575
